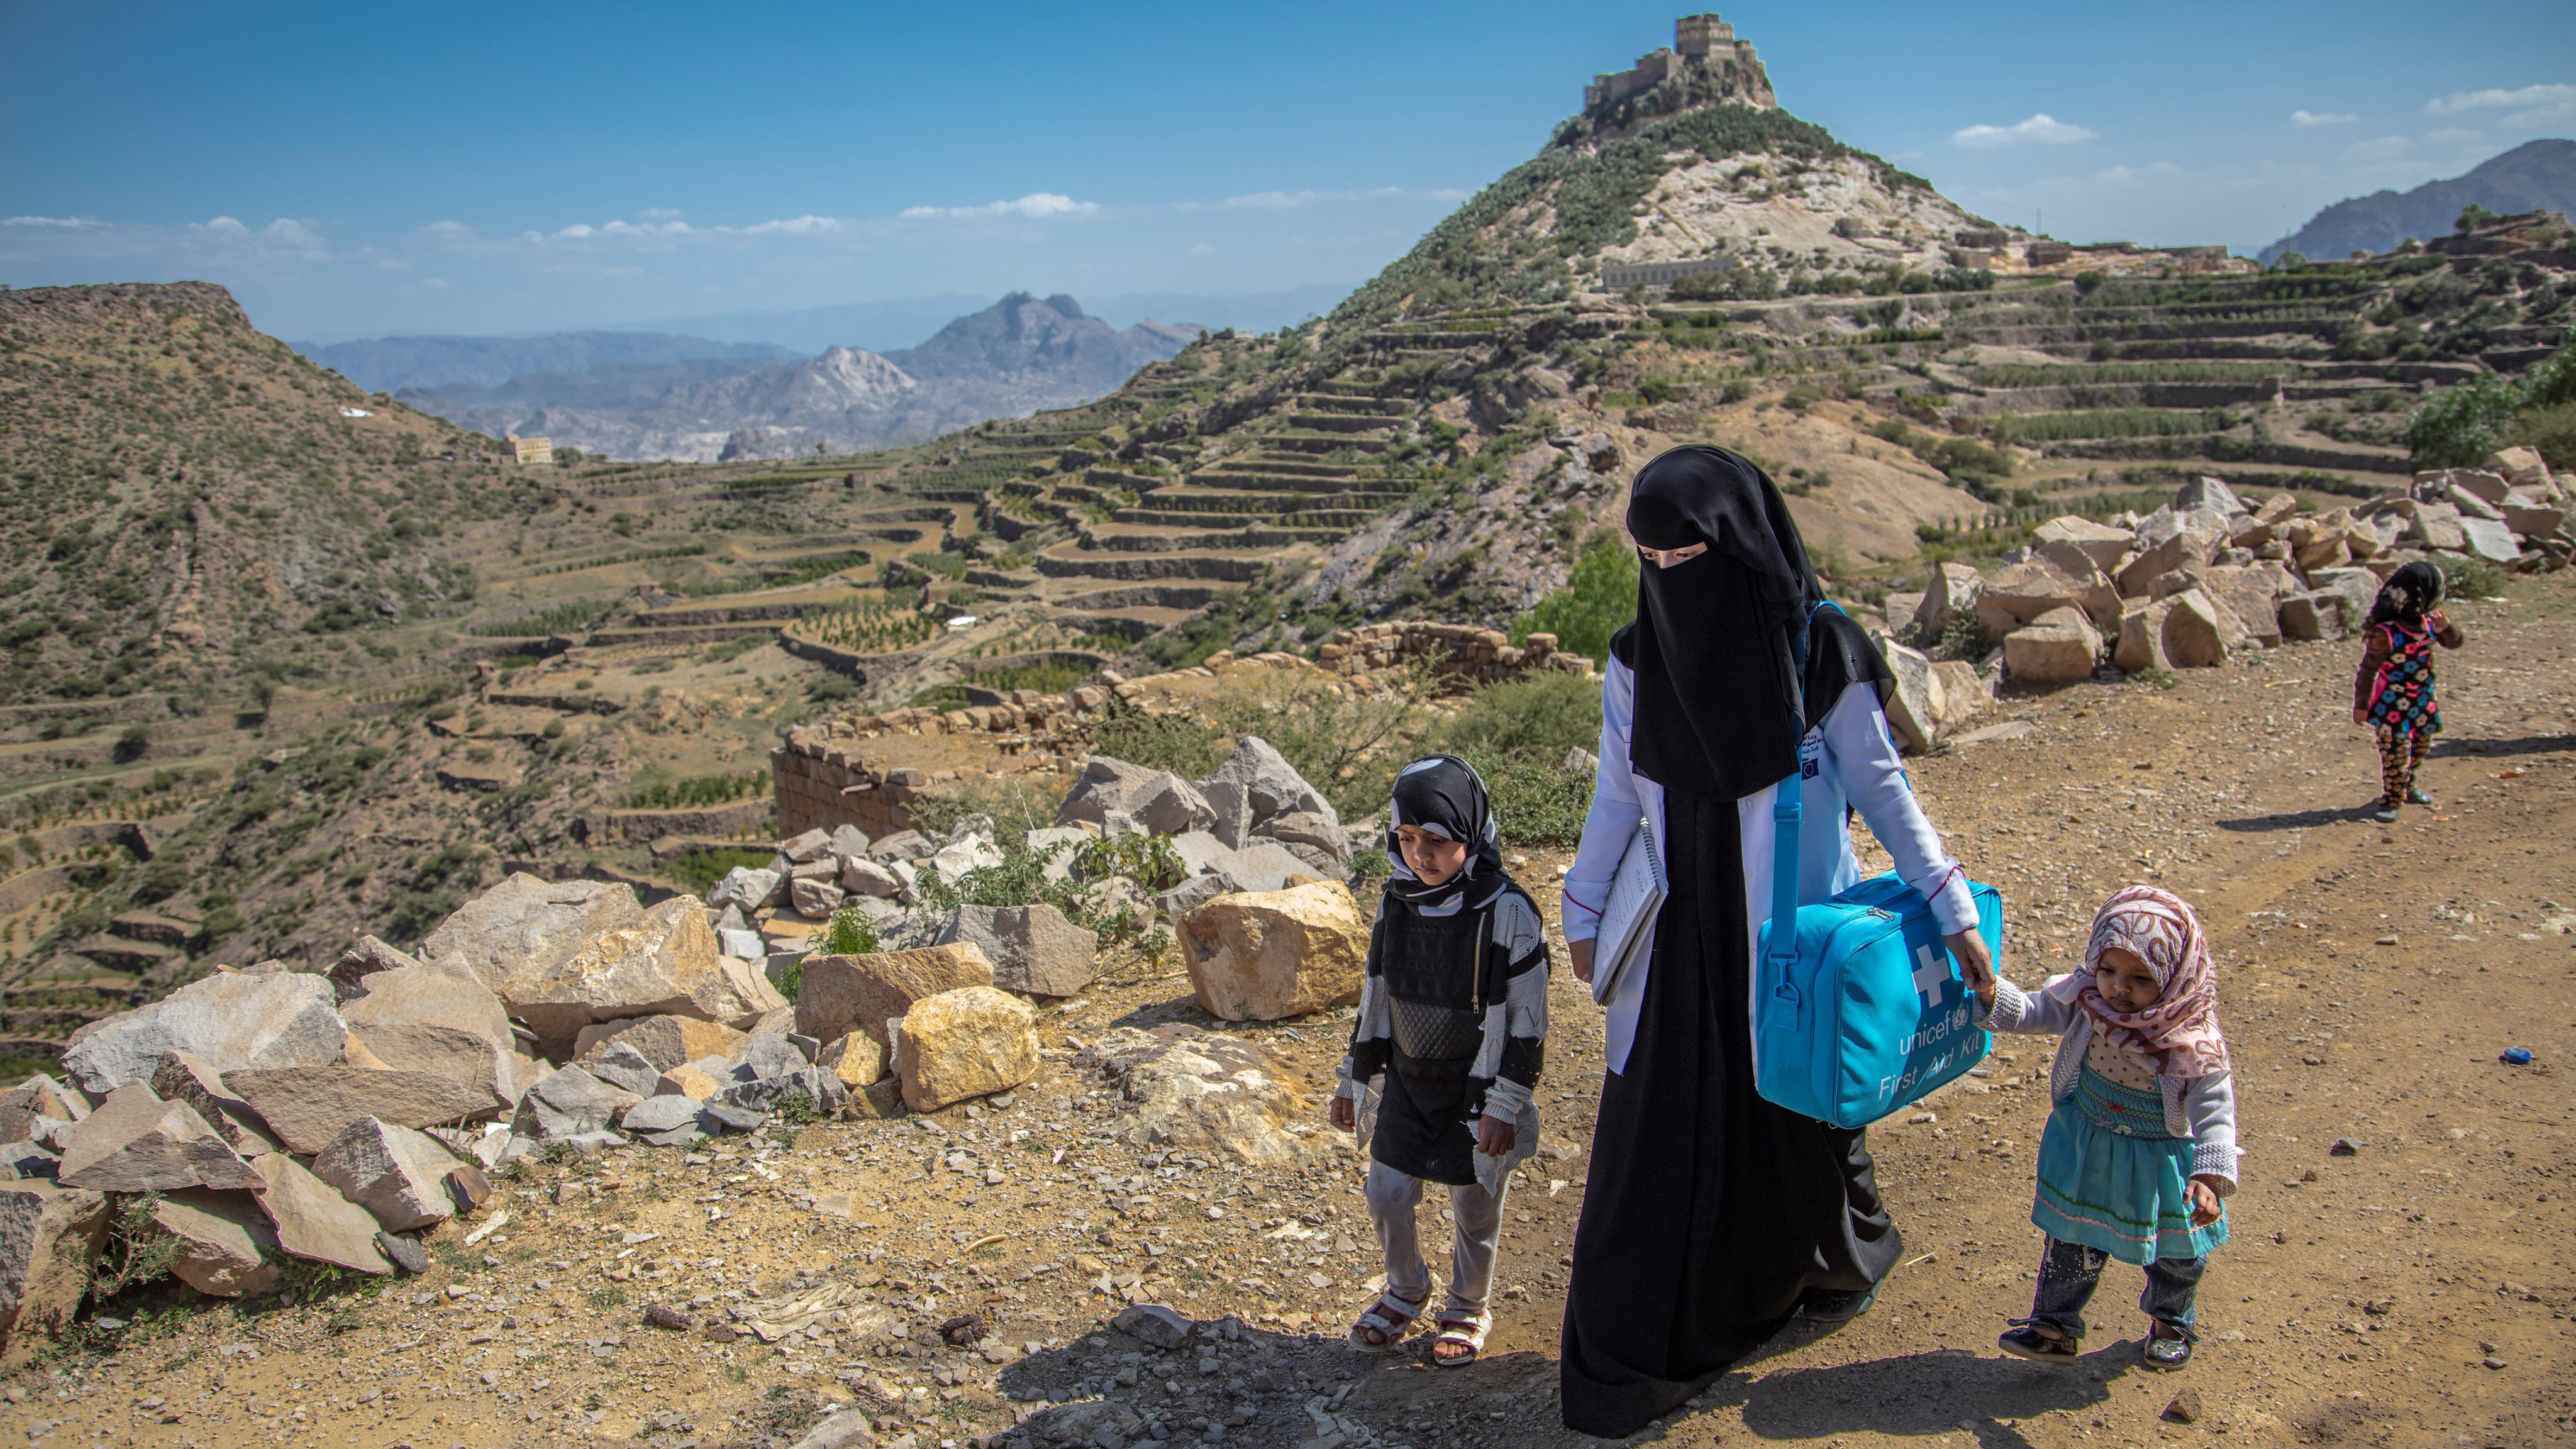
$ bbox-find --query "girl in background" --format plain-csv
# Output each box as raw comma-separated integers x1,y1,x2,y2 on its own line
2352,560,2463,824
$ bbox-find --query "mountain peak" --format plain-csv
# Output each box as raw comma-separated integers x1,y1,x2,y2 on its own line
1573,13,1777,143
2262,138,2576,264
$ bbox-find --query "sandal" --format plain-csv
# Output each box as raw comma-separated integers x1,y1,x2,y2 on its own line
1348,1287,1426,1349
2371,804,2400,824
1997,1326,2080,1363
2141,1324,2193,1371
1430,1307,1490,1367
2406,786,2434,806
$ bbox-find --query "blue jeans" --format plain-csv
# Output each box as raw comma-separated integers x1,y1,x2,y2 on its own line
2019,1235,2206,1342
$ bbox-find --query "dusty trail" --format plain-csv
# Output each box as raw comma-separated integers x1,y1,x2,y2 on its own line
2,582,2567,1449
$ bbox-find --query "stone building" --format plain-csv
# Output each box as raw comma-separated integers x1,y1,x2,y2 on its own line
502,433,553,465
1584,14,1775,114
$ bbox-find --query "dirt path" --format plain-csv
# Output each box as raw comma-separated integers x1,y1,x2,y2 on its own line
4,579,2568,1449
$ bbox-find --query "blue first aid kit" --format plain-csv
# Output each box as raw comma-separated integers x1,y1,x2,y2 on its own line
1751,605,2005,1129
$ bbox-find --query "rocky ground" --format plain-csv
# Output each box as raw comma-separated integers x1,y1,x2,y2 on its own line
3,574,2571,1449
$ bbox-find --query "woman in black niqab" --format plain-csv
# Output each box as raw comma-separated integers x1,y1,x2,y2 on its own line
1560,446,1931,1437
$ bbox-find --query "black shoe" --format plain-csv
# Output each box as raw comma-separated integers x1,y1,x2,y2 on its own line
1997,1326,2081,1362
1799,1285,1878,1321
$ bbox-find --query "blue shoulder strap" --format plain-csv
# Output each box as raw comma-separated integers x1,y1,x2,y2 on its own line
1766,602,1833,989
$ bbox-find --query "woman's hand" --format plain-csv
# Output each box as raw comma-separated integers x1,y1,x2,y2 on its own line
1568,935,1597,987
2186,1175,2224,1226
1328,1096,1355,1133
1945,928,1996,1008
1476,1113,1518,1157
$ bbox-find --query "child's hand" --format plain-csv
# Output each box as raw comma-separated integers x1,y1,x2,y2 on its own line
1475,1113,1516,1157
2352,708,2367,726
1945,929,1996,1008
2186,1175,2223,1226
1328,1096,1356,1133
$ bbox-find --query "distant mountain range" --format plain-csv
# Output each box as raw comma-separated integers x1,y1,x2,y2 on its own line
622,284,1348,355
293,330,796,393
397,292,1197,461
2262,138,2576,263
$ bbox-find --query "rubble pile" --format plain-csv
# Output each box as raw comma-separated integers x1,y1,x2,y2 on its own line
1884,452,2573,719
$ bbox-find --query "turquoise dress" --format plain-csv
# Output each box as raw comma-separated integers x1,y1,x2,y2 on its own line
2032,1066,2228,1265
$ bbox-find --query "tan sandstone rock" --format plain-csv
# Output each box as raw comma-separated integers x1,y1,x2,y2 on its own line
502,894,779,1055
574,1014,748,1072
1179,882,1369,1023
248,1152,392,1274
147,1189,280,1297
2160,587,2248,667
224,1066,497,1155
340,957,520,1109
894,986,1042,1111
0,1182,110,1365
816,1033,886,1089
796,943,995,1047
419,874,644,994
55,1081,260,1194
2002,608,2102,687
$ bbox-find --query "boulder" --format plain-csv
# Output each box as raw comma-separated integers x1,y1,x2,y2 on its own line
1157,874,1234,921
0,1077,85,1140
1077,1024,1340,1167
828,823,872,859
2503,501,2572,542
1254,813,1351,863
1909,560,1984,640
59,971,345,1096
55,1082,259,1193
1199,735,1336,829
310,1118,462,1233
936,904,1099,997
2116,508,2229,597
2002,609,2102,687
1205,843,1312,895
1021,826,1092,883
796,943,995,1047
2253,490,2300,526
731,1033,809,1081
2201,564,2291,648
248,1152,392,1275
789,875,847,918
838,857,903,898
867,830,934,863
894,986,1042,1111
1113,1303,1196,1350
419,874,644,994
2112,603,2170,674
573,1014,746,1072
225,1066,497,1155
147,1189,280,1297
2031,515,2135,575
582,1041,665,1096
2397,500,2469,553
2029,541,2123,627
2160,588,2246,667
924,833,1005,882
1974,559,2087,637
328,935,422,1003
779,828,835,864
502,893,779,1055
2457,516,2521,564
340,957,519,1109
1167,830,1231,879
1056,757,1160,826
1129,772,1218,836
0,1182,110,1364
2485,447,2551,489
709,867,785,914
657,1062,726,1101
2307,567,2383,624
816,1033,884,1089
620,1095,705,1136
1177,881,1369,1022
511,1066,640,1142
1928,660,1991,733
719,1066,849,1114
1880,641,1943,754
2173,476,2247,516
2277,592,2348,641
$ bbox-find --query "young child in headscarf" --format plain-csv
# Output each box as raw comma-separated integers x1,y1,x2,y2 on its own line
1329,755,1550,1367
1972,886,2239,1371
2352,560,2465,823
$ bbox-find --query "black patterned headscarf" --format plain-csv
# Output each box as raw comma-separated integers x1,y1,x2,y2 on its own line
2367,560,2444,629
1384,755,1508,910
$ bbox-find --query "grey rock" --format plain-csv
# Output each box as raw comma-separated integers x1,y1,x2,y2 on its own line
1021,826,1092,882
718,927,767,961
146,1052,276,1155
779,828,835,863
60,972,346,1096
619,1096,706,1135
1200,777,1253,849
789,1407,880,1449
1167,830,1230,878
1207,843,1312,893
225,1065,498,1155
1199,735,1336,829
2458,516,2521,564
326,935,422,1004
2173,475,2248,516
1254,812,1350,862
1157,875,1233,921
509,1067,640,1143
339,956,520,1109
585,1042,664,1097
838,857,903,897
419,873,644,994
828,824,872,859
790,875,847,918
713,904,750,933
733,1034,808,1081
1055,756,1160,826
708,866,784,914
719,1067,847,1114
699,1102,767,1133
867,830,933,863
0,1182,111,1356
248,1153,392,1274
1111,1302,1195,1350
936,904,1101,997
55,1082,258,1193
1128,772,1216,835
640,1123,703,1148
2277,591,2348,641
924,833,1004,881
0,1144,56,1181
310,1118,461,1233
787,858,839,882
152,1189,280,1296
376,1230,430,1275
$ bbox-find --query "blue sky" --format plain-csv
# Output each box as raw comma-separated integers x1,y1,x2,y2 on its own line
4,0,2569,343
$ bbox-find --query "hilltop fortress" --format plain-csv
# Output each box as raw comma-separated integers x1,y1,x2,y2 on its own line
1584,13,1776,118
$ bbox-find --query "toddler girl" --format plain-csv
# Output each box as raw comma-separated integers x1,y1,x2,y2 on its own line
1973,886,2238,1370
1329,755,1550,1366
2352,560,2464,823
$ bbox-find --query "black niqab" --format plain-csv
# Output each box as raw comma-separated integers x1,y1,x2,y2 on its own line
2367,560,2444,629
1384,755,1507,909
1622,445,1824,801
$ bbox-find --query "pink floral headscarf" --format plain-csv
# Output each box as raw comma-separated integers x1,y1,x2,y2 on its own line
2072,885,2231,1079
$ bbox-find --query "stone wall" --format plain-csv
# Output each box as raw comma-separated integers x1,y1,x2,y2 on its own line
1316,622,1595,686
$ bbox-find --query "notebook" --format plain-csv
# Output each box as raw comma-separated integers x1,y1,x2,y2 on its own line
1589,816,1667,1004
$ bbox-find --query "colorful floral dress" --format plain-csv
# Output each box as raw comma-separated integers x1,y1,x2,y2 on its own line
2362,616,2442,738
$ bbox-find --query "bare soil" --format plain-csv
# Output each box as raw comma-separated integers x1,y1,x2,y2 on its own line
4,577,2570,1449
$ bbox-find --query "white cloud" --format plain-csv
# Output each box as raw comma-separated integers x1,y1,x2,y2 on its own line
2424,82,2576,129
1950,113,2099,148
2343,135,2415,164
2290,109,2358,127
1175,186,1465,212
640,208,683,219
898,192,1099,221
556,223,594,238
1189,242,1214,255
3,215,104,228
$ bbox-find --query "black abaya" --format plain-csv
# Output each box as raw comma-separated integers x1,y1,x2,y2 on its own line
1558,791,1903,1437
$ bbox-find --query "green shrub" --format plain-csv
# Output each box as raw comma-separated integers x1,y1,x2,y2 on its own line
2501,400,2576,472
667,847,776,897
2406,372,2523,467
2443,556,2510,601
1434,673,1602,763
1515,535,1637,666
622,770,768,811
1453,752,1594,848
820,907,879,957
